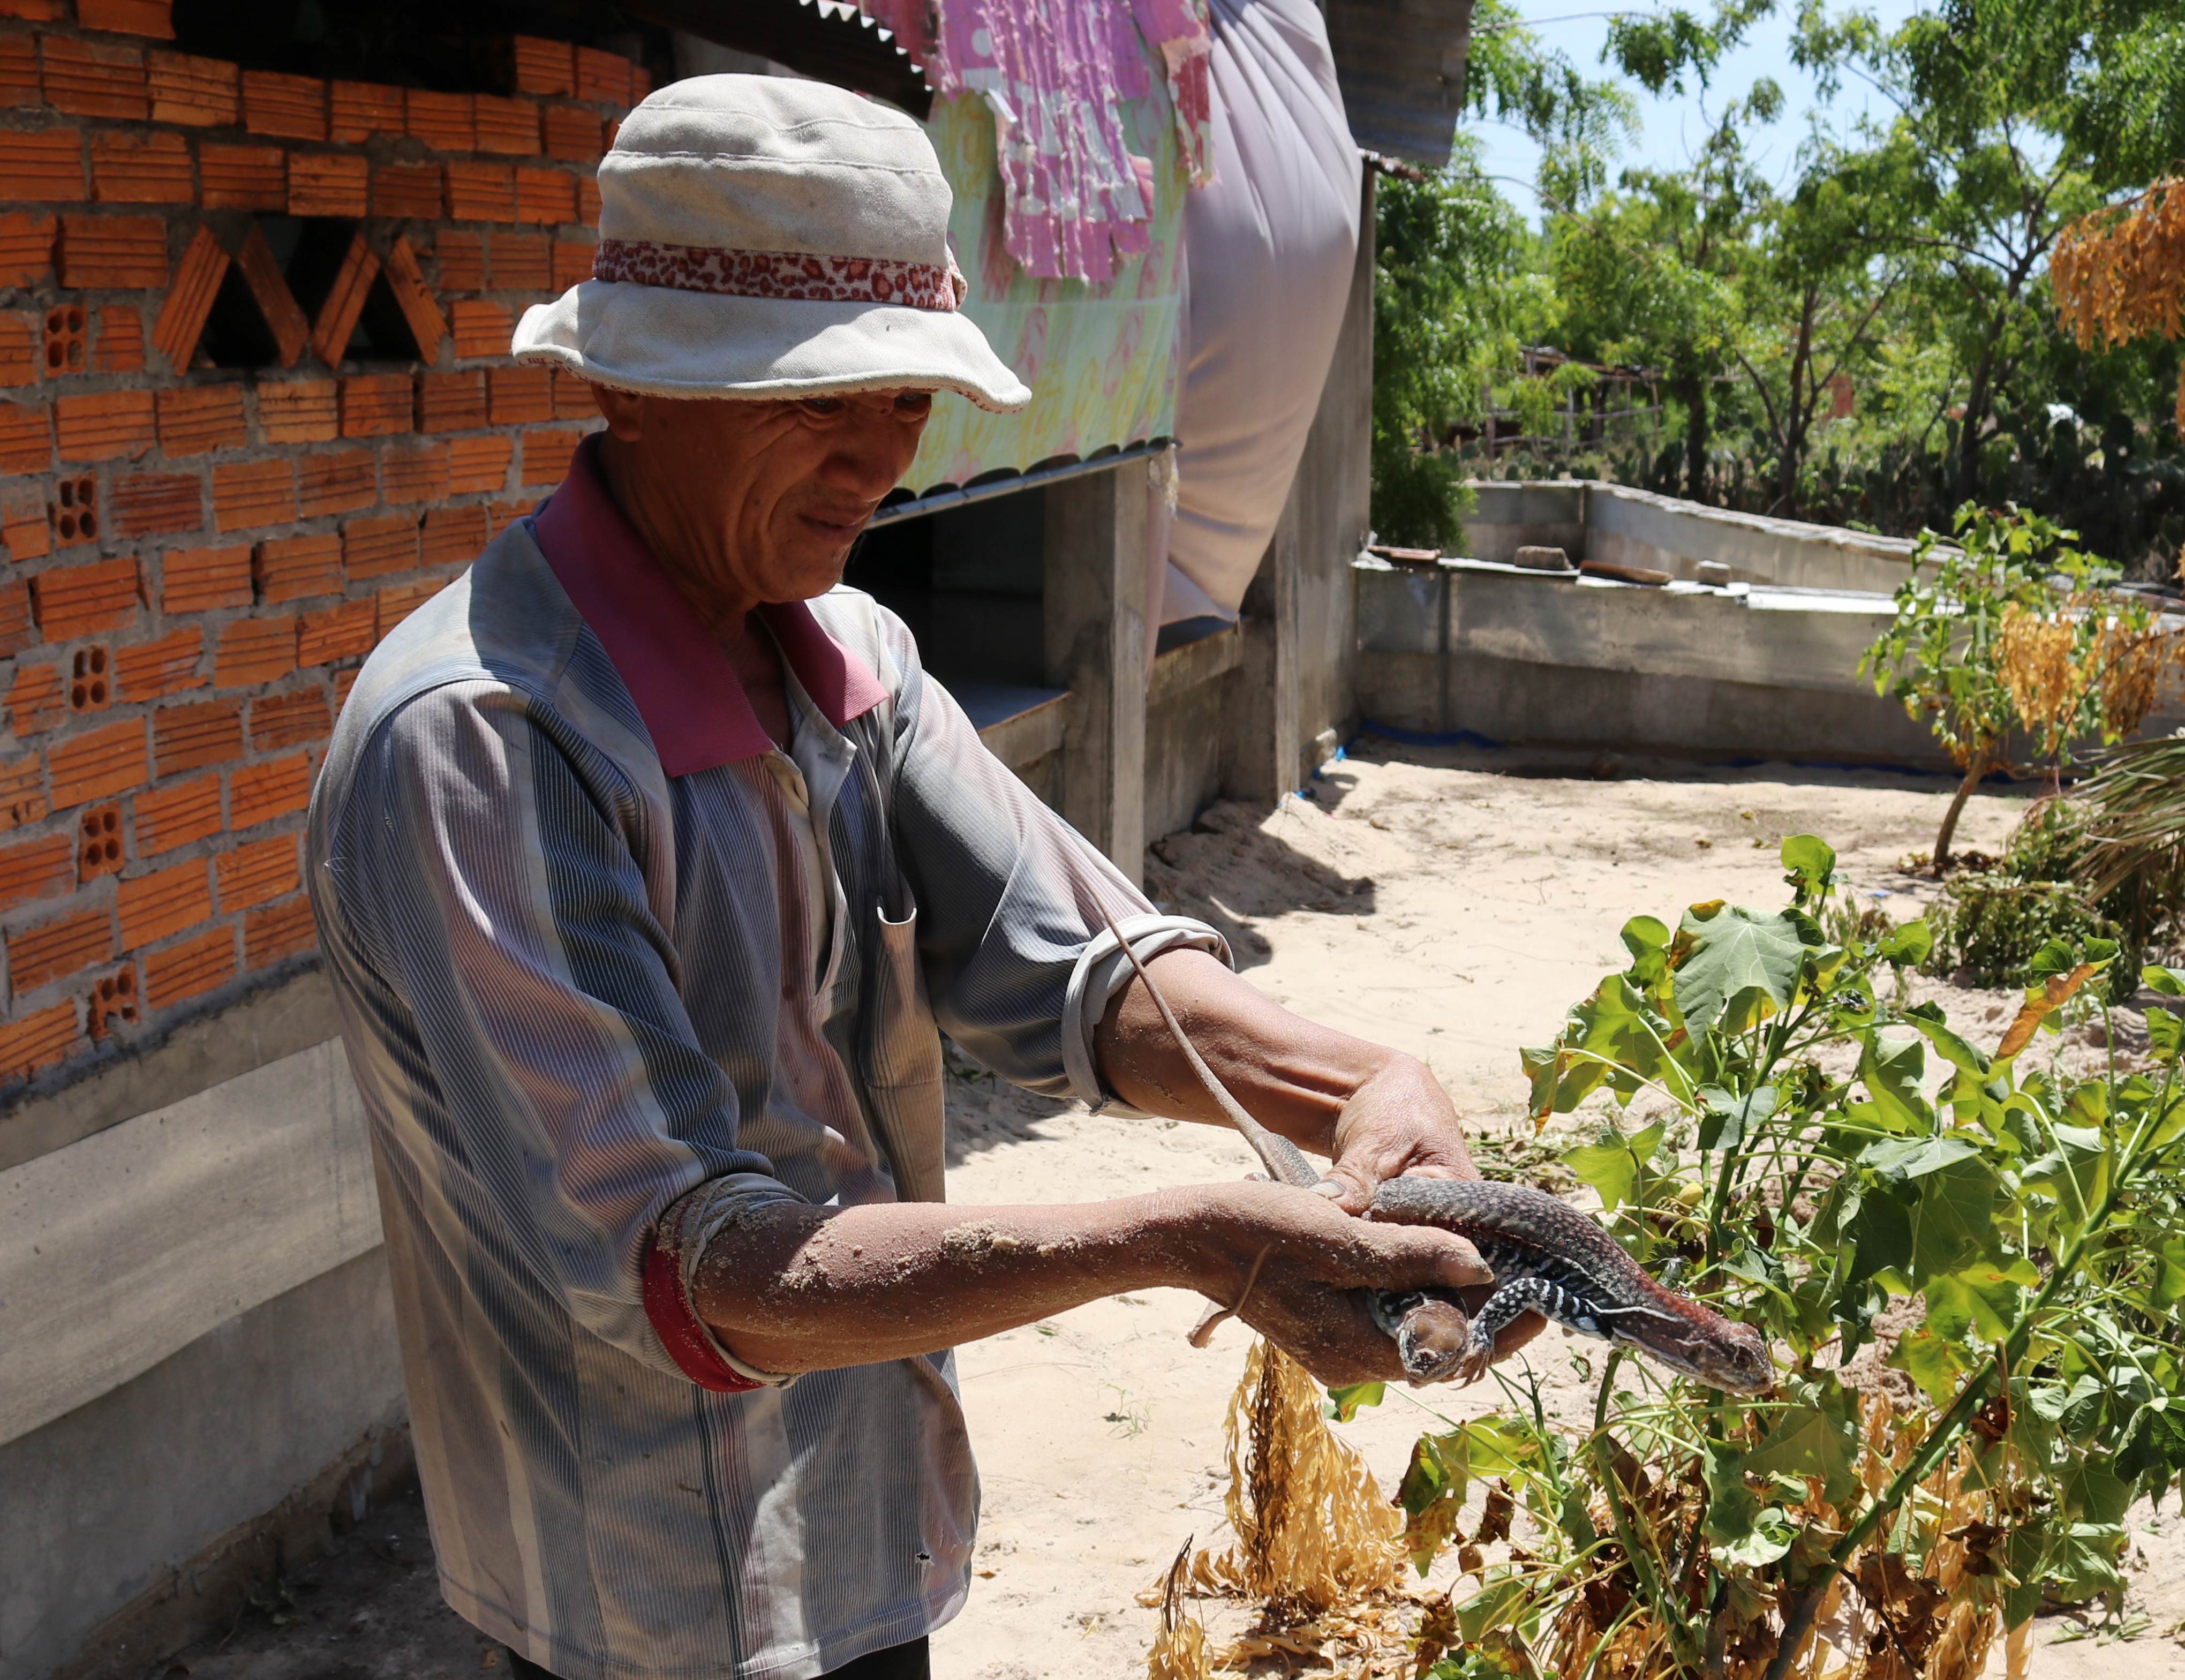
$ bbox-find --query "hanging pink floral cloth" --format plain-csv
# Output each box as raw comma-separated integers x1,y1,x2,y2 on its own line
862,0,1213,282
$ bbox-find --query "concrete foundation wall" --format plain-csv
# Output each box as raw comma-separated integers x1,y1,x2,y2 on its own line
1466,480,1929,594
6,1248,406,1680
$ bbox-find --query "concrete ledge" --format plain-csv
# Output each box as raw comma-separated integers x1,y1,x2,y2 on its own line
7,1248,408,1680
0,1038,377,1447
1146,620,1243,707
0,968,342,1174
971,687,1071,772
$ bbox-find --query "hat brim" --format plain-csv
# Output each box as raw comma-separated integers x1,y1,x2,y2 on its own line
512,280,1033,413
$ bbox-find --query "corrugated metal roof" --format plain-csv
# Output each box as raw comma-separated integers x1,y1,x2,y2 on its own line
626,0,934,116
1326,0,1474,168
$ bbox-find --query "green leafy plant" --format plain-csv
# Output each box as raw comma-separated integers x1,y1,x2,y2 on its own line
1346,837,2185,1679
1927,797,2139,1001
1863,504,2168,871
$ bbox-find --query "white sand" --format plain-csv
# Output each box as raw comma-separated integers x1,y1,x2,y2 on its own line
928,747,2185,1680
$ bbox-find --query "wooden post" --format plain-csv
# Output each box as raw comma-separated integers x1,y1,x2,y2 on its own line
1222,493,1302,808
1043,460,1149,884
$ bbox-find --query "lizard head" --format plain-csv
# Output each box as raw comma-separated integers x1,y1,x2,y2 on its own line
1628,1313,1774,1395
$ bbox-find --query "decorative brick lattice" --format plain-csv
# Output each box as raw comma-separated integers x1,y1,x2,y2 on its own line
0,20,628,1084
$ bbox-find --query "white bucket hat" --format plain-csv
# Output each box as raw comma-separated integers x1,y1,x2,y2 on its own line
512,76,1032,412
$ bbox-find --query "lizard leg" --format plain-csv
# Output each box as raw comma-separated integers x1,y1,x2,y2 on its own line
1457,1276,1562,1384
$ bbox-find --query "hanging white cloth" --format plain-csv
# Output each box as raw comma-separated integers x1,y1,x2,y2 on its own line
1161,0,1362,626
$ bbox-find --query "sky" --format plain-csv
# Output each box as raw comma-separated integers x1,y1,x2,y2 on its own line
1472,0,1927,223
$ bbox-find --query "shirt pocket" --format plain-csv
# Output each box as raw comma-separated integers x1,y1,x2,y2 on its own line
862,898,947,1203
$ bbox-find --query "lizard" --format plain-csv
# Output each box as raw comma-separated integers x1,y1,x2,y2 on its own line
1091,902,1773,1396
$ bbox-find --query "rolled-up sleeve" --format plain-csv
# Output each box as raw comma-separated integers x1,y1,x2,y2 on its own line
880,624,1229,1109
320,682,795,1384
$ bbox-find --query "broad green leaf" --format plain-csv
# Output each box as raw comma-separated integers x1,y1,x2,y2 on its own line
1715,1506,1798,1568
1903,1005,1992,1076
1858,1031,1932,1131
1673,902,1807,1038
1456,1573,1530,1645
1327,1381,1385,1422
1878,918,1935,968
1780,834,1836,900
1697,1082,1778,1151
1562,1120,1665,1211
1907,1155,2002,1279
1621,914,1671,984
2143,965,2185,997
2156,1237,2185,1307
2039,1523,2129,1602
2026,939,2077,983
1890,1324,1973,1403
1924,1260,2035,1343
1396,1430,1462,1515
2022,1124,2110,1216
1742,1404,1860,1505
2146,1008,2185,1065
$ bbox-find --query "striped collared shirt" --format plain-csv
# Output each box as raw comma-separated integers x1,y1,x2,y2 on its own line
307,440,1222,1680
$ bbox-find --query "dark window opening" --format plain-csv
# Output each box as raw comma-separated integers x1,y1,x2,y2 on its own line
845,487,1052,727
198,262,285,370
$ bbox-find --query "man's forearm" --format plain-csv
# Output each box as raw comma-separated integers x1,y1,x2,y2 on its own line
1096,948,1477,1182
685,1178,1493,1380
689,1188,1233,1374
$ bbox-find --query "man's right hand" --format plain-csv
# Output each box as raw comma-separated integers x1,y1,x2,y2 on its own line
1157,1181,1491,1385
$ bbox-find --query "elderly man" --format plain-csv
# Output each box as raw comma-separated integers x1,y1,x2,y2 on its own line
310,76,1520,1680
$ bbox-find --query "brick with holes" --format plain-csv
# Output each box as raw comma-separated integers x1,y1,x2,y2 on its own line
66,646,113,712
407,89,474,151
47,475,100,550
152,696,241,773
44,304,86,378
116,626,204,699
76,804,124,882
422,503,489,566
86,965,138,1039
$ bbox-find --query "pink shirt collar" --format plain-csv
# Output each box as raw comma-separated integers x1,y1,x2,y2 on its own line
531,434,889,775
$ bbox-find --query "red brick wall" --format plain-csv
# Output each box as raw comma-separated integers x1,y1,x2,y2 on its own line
0,0,635,1090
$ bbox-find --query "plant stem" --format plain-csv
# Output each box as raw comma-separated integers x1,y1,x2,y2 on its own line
1591,1350,1704,1670
1933,750,1990,872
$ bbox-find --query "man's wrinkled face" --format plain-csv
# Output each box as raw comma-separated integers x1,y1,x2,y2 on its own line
590,386,932,620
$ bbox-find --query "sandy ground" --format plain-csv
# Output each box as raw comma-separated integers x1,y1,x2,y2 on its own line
152,745,2183,1680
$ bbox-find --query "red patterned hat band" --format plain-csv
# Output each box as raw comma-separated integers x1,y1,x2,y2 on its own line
591,239,965,312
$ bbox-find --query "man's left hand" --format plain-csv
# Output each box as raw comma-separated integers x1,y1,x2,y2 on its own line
1315,1052,1475,1212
